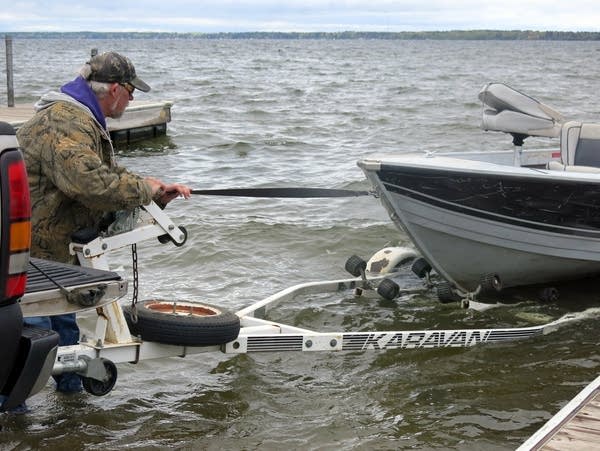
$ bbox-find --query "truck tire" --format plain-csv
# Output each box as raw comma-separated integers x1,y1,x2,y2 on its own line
123,300,240,346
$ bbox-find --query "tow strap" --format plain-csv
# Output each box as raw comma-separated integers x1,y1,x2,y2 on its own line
190,187,372,198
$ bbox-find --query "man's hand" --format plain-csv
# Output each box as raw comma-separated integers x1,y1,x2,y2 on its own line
145,177,191,205
160,183,191,204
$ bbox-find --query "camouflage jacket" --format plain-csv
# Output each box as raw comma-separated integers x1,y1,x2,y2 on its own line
17,94,153,263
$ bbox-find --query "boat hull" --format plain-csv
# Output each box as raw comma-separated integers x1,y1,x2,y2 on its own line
360,155,600,292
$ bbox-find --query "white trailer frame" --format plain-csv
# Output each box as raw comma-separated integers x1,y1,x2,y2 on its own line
21,201,598,392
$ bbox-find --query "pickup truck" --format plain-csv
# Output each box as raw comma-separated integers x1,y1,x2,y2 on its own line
0,121,126,411
0,120,57,410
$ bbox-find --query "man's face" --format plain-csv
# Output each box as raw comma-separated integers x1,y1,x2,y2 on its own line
108,83,134,119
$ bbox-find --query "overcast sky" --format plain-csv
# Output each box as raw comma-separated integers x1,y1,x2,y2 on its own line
3,1,600,33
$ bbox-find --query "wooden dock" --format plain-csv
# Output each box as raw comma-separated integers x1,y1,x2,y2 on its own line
519,374,600,450
0,100,173,145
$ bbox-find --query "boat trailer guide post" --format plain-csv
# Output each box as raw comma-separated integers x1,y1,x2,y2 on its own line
20,198,599,397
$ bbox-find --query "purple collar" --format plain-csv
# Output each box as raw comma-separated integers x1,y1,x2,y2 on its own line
60,76,107,129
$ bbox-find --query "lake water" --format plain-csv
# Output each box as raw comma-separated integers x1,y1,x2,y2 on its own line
2,37,600,450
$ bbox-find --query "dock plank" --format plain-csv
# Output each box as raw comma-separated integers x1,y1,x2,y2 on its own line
519,377,600,450
0,100,173,145
543,425,600,449
0,104,36,123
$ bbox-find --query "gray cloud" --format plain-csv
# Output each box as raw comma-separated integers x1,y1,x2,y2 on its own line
2,0,600,32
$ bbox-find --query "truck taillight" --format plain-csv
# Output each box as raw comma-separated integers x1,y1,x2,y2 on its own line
8,158,31,221
1,150,31,302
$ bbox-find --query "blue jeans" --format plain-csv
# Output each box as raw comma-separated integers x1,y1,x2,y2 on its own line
24,314,82,393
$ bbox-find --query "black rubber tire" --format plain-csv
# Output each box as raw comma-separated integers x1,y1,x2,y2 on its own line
377,278,400,300
123,299,240,346
480,273,502,293
538,286,559,303
411,257,432,279
345,255,367,277
436,282,461,303
81,358,118,396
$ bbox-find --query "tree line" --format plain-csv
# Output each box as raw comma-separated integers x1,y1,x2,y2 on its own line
5,30,600,40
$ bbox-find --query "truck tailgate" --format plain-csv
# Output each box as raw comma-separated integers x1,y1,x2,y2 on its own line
21,258,128,316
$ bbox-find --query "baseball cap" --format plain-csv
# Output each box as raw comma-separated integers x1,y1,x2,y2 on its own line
87,51,151,92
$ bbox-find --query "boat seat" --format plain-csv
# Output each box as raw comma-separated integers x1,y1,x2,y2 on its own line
479,82,563,139
559,121,600,167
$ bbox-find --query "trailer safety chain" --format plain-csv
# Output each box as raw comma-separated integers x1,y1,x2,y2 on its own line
130,243,139,323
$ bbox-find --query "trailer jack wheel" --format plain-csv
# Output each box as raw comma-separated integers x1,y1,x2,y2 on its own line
81,358,118,396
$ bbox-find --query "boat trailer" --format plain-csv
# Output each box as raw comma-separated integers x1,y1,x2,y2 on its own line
20,201,599,396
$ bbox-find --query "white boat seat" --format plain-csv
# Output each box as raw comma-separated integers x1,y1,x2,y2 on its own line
479,82,563,139
481,109,561,139
559,121,600,167
546,160,600,173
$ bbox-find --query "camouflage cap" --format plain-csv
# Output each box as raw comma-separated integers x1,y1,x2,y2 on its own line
87,51,150,92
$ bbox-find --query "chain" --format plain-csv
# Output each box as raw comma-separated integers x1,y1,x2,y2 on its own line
130,243,139,323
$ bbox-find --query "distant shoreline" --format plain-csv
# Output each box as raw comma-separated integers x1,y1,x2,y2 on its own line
3,30,600,41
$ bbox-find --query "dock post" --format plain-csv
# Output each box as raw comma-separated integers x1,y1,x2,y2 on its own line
5,35,14,107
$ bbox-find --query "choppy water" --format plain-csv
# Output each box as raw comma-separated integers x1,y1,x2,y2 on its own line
2,38,600,450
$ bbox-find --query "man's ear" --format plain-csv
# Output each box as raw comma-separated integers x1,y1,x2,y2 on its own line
109,82,120,97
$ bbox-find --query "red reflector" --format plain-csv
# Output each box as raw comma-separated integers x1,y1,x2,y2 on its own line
551,151,561,159
8,159,31,220
6,273,27,298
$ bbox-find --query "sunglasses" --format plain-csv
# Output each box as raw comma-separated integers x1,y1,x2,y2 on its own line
119,82,135,95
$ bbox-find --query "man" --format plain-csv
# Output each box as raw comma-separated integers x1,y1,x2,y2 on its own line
16,51,190,394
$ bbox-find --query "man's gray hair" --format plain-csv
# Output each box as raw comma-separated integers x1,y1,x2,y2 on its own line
79,63,110,97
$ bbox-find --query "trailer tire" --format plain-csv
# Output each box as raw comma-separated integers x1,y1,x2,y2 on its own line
436,282,461,304
123,300,240,346
377,278,400,300
411,257,432,279
538,286,559,303
345,255,367,277
480,273,502,293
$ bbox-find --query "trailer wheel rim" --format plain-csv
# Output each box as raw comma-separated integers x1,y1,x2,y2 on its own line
144,300,221,317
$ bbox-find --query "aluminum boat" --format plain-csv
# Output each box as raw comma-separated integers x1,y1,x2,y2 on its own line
359,82,600,294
